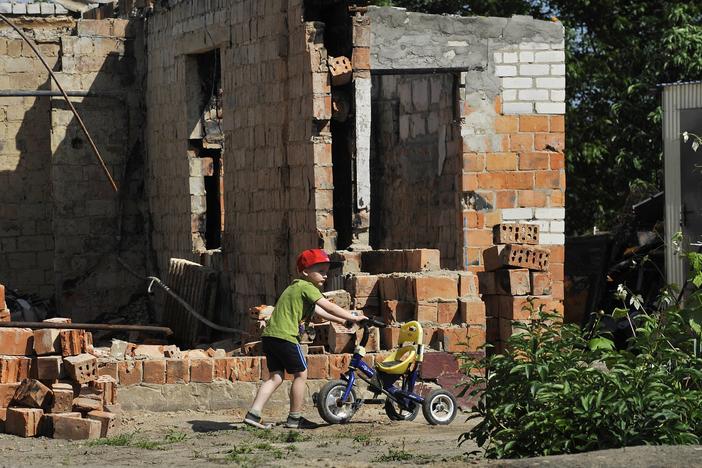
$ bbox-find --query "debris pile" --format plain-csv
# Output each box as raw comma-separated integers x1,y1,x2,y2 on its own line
479,223,564,353
0,312,120,440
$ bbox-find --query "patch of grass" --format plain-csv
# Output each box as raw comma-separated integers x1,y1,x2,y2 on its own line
253,441,273,450
375,449,415,462
241,425,310,443
352,431,380,447
316,441,330,448
132,440,163,450
282,430,309,443
88,432,135,447
164,429,187,444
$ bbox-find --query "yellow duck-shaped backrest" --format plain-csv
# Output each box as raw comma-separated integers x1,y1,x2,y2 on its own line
376,321,424,375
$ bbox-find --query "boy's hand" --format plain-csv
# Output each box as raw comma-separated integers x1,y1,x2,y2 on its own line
349,311,366,322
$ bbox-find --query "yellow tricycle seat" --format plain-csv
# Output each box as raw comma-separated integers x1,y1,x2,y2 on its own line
376,321,423,375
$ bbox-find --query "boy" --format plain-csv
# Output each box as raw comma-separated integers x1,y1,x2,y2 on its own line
243,249,365,429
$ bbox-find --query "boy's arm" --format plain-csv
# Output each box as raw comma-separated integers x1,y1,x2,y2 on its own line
313,305,346,325
315,297,365,323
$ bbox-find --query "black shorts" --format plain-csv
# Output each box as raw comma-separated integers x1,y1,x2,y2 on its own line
262,336,307,374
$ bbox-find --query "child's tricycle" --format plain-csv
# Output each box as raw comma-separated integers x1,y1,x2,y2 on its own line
313,318,458,425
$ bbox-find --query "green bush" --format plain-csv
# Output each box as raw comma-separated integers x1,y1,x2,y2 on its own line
460,290,702,459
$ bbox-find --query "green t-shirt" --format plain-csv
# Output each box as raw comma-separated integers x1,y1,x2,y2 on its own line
262,279,323,343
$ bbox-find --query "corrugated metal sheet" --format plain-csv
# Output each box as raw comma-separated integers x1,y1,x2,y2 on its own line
662,81,702,286
164,258,219,348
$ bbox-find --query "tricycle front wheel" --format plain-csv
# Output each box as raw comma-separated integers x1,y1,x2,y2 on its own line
422,389,457,425
384,399,420,421
317,380,359,424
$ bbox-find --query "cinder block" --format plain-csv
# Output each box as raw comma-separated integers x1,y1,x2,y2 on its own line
496,268,531,295
530,271,552,295
0,328,34,355
6,407,43,437
36,356,63,381
53,415,101,440
142,359,166,384
328,56,352,86
482,245,550,272
12,379,52,408
87,410,118,437
117,360,142,386
493,223,539,245
64,354,98,384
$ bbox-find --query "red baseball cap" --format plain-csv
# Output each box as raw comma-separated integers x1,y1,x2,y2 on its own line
296,249,343,272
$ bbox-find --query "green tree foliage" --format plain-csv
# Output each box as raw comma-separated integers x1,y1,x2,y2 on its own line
370,1,702,234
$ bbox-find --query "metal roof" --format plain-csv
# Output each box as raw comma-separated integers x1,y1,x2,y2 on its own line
659,80,702,87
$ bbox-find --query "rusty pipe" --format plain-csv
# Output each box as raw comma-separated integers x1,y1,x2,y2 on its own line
0,321,173,336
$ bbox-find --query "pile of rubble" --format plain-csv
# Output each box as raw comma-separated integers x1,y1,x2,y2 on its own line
0,283,119,439
479,223,564,352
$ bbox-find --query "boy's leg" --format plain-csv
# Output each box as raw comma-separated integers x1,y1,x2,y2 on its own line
244,372,283,429
288,369,308,414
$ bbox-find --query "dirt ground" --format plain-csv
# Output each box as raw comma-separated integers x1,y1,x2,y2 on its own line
0,405,479,467
4,407,702,467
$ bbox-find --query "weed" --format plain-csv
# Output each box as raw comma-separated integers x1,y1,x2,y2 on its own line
88,432,135,447
316,441,330,448
132,440,163,450
282,430,309,443
374,449,415,462
164,429,187,444
254,442,273,450
352,431,379,447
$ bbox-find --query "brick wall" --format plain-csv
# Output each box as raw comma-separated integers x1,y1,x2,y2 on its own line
0,19,147,321
145,1,329,321
371,73,461,268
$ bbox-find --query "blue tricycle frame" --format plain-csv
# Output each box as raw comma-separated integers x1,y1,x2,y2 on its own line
314,318,458,425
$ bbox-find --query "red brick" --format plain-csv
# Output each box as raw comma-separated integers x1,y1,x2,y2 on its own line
530,271,553,295
12,379,51,408
535,170,562,189
483,245,550,271
437,301,459,324
329,56,352,86
380,327,400,350
73,396,103,413
404,249,441,272
466,229,494,246
499,318,530,341
0,328,33,356
313,142,332,165
534,133,565,151
550,152,565,169
494,115,518,133
53,415,100,440
550,189,565,207
382,300,415,324
142,359,166,384
0,284,4,309
97,361,118,380
306,354,329,379
495,190,516,208
552,281,565,301
467,327,487,352
355,326,380,352
518,151,550,170
0,357,19,384
423,326,438,348
50,386,74,414
0,309,9,322
415,302,438,322
213,357,233,380
65,354,98,384
458,272,478,297
439,328,469,353
477,271,496,295
329,354,351,379
549,115,565,132
477,171,533,190
87,410,118,438
90,376,117,405
190,359,214,383
463,152,485,171
420,352,460,379
551,263,564,282
0,383,20,406
518,190,548,207
412,276,458,301
40,412,81,437
459,298,486,326
232,357,260,382
498,296,563,320
462,210,484,229
346,275,379,297
59,330,84,357
6,407,43,437
493,223,539,245
486,316,500,342
33,329,62,355
496,269,531,295
519,115,549,132
547,245,565,263
116,360,142,386
510,133,533,151
35,356,63,381
486,152,517,171
461,173,478,191
352,46,370,69
166,358,190,384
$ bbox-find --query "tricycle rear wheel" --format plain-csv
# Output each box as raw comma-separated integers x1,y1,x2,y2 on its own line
317,380,359,424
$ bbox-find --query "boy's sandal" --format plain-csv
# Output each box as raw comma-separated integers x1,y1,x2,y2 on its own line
284,416,319,429
244,412,273,430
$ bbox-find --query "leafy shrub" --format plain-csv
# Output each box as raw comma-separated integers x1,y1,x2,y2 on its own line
460,292,702,459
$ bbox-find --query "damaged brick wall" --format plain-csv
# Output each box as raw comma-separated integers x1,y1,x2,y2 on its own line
371,73,461,269
0,18,148,321
145,1,331,322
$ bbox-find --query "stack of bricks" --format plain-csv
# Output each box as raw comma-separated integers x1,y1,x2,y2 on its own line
336,249,486,354
0,317,120,440
479,223,563,353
